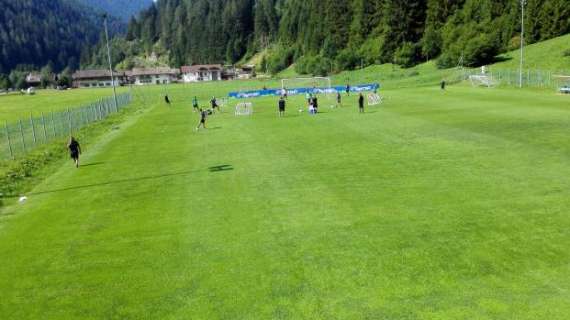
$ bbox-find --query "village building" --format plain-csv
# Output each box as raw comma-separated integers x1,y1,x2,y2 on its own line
237,65,256,80
128,67,180,85
25,73,43,87
72,70,126,88
180,65,223,82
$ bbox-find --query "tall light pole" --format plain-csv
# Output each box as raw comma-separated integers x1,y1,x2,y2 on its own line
103,14,119,109
519,0,527,88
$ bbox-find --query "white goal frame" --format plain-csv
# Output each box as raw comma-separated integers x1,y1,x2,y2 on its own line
367,93,383,106
553,75,570,94
469,75,497,88
235,102,253,116
281,77,332,93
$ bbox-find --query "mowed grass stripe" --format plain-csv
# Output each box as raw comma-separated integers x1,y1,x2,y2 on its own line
0,86,569,319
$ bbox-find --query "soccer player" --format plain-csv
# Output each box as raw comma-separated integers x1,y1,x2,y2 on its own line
336,92,342,107
278,96,286,117
165,94,171,106
192,96,199,112
306,92,312,104
358,93,365,113
441,80,446,90
67,137,81,168
210,96,219,113
345,84,351,96
196,108,207,131
313,95,319,113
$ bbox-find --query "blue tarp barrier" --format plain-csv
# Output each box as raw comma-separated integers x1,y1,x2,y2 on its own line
228,83,380,99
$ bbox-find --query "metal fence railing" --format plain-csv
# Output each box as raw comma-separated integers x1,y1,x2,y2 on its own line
461,69,570,89
1,93,132,160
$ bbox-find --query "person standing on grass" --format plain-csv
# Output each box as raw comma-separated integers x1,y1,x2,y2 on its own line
345,84,351,96
337,91,342,107
358,93,365,113
313,95,319,113
441,80,446,90
165,94,171,106
192,96,199,112
210,96,219,113
68,137,81,168
278,96,286,117
196,108,207,131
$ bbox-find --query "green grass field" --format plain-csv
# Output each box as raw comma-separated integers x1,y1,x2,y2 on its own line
1,81,570,319
0,87,130,123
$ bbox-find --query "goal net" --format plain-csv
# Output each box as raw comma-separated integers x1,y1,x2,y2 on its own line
553,75,570,94
367,93,383,106
235,102,253,116
281,77,334,106
469,75,497,88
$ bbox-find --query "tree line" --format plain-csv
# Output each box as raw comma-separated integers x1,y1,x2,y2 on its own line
113,0,569,75
0,0,123,89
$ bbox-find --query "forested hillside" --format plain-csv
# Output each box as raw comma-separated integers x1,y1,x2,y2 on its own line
0,0,123,75
73,0,154,22
118,0,569,74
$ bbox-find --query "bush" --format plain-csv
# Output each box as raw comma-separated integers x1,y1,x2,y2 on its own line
335,49,361,71
563,49,570,57
359,37,383,65
393,42,420,68
295,55,332,76
267,45,294,75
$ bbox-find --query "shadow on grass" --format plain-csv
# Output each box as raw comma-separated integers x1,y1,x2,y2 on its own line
1,166,229,197
80,162,105,168
208,164,234,172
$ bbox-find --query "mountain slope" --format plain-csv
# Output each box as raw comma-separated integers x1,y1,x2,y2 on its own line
493,33,570,72
74,0,154,22
122,0,569,74
0,0,122,73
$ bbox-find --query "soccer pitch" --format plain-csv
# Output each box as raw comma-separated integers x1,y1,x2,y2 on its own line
1,84,570,319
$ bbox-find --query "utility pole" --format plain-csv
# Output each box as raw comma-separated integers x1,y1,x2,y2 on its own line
519,0,527,88
103,14,119,108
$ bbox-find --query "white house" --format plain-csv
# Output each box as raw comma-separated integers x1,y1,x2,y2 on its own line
128,68,179,85
72,70,126,88
180,65,223,82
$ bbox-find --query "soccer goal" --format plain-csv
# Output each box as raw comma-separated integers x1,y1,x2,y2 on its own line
235,102,253,116
367,93,383,106
553,75,570,94
282,77,335,107
281,77,332,93
469,75,497,88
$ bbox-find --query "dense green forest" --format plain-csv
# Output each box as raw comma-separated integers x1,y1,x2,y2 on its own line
71,0,154,22
115,0,569,74
0,0,126,89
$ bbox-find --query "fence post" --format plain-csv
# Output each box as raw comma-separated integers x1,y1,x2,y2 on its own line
41,112,48,142
68,108,72,135
51,112,57,138
30,112,37,145
4,121,13,159
18,119,26,152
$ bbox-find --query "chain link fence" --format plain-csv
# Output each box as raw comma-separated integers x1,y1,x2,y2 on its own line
1,93,132,160
461,69,570,89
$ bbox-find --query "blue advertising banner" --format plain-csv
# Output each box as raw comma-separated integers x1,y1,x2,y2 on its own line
228,83,380,99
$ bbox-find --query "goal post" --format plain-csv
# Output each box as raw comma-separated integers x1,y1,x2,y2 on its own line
469,74,497,88
367,93,383,106
235,102,253,116
281,77,332,92
281,77,335,107
553,75,570,94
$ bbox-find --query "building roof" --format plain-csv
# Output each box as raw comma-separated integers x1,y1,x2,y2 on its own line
127,67,180,77
26,73,42,83
180,64,223,73
72,70,125,80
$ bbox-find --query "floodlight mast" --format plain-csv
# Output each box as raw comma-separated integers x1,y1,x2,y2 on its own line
103,14,119,109
519,0,526,88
